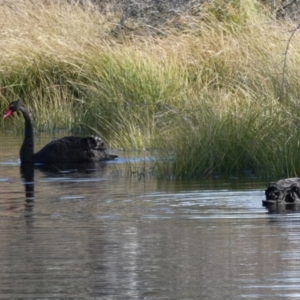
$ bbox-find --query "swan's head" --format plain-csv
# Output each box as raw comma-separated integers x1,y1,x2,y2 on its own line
3,99,24,118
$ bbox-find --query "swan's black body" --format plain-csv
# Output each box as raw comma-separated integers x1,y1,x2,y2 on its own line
3,100,117,164
263,178,300,205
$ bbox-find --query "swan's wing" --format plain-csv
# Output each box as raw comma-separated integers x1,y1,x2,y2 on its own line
33,136,116,163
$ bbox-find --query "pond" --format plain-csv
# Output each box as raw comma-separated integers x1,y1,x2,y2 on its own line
0,133,299,299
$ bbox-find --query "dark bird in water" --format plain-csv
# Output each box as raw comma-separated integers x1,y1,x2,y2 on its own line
3,100,117,164
263,177,300,205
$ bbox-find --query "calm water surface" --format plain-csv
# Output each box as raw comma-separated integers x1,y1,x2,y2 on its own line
0,134,300,299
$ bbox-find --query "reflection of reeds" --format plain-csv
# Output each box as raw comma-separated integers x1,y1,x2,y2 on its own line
1,2,300,177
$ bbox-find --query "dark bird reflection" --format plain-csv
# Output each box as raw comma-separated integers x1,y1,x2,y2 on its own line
264,202,300,214
20,161,103,219
35,161,99,176
20,163,35,218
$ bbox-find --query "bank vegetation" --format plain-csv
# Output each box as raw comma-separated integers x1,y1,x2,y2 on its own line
1,1,300,177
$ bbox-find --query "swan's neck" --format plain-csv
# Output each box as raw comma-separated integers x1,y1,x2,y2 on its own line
19,107,34,163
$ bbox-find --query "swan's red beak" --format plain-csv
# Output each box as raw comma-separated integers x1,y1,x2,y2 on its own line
3,108,12,118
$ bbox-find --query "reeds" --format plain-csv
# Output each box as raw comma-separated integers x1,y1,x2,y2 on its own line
1,1,300,177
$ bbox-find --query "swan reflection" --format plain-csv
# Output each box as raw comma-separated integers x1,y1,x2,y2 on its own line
20,164,35,218
19,161,108,218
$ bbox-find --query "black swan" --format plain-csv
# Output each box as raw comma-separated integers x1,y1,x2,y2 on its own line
263,178,300,205
3,100,117,164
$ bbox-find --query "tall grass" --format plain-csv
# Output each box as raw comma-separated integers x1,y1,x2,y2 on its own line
1,1,300,177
